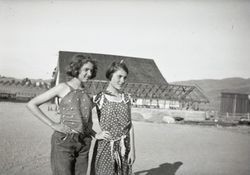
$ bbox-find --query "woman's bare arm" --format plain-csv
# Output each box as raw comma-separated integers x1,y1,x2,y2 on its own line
128,100,136,164
26,83,70,132
128,124,136,164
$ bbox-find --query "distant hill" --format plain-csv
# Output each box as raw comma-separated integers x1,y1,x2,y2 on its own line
171,77,250,111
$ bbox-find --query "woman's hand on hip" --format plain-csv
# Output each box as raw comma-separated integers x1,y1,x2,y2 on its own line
95,131,111,140
51,123,72,133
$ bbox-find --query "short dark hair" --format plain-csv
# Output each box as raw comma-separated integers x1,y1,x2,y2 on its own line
66,54,97,79
105,60,129,80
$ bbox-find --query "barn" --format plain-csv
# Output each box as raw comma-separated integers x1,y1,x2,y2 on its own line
56,51,209,109
0,51,209,109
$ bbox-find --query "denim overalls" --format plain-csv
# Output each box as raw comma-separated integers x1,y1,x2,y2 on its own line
51,83,93,175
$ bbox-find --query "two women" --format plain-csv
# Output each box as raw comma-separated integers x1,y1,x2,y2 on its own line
27,55,135,175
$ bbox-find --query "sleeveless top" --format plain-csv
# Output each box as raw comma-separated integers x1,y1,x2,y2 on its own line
93,91,132,139
57,83,92,134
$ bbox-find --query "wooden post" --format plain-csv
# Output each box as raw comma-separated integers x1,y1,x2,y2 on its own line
233,94,237,117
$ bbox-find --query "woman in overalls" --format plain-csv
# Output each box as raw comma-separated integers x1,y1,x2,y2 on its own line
27,54,101,175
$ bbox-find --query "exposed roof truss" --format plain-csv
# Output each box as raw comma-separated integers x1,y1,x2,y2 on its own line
85,81,209,103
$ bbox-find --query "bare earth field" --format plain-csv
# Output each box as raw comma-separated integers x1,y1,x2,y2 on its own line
0,102,250,175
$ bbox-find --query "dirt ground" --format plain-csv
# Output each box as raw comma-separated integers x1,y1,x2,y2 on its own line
0,102,249,175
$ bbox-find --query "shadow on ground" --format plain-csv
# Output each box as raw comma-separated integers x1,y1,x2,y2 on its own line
134,161,183,175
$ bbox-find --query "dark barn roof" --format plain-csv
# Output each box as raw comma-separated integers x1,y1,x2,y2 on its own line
58,51,167,85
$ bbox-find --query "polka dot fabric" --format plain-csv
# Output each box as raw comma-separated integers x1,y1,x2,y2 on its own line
58,84,92,134
94,92,132,175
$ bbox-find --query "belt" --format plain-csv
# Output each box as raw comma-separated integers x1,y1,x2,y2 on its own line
108,135,127,169
56,130,88,139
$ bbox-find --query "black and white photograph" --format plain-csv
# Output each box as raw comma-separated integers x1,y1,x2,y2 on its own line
0,0,250,175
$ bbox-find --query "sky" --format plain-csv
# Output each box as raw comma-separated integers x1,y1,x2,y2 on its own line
0,0,250,82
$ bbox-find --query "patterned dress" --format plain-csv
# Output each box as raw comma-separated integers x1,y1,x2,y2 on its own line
93,92,133,175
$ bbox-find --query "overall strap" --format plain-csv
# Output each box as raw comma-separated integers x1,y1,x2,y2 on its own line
56,82,74,108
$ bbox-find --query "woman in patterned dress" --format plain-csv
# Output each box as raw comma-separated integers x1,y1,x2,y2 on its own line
27,54,99,175
93,60,136,175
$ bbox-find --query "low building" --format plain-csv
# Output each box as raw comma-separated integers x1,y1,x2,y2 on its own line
0,78,49,102
220,92,250,115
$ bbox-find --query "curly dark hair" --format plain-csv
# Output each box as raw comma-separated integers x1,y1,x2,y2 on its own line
106,60,129,80
66,54,97,79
